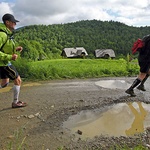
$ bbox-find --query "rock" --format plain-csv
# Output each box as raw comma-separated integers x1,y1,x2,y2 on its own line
77,130,82,135
79,99,84,102
16,116,21,119
34,112,40,117
28,114,35,119
7,135,15,139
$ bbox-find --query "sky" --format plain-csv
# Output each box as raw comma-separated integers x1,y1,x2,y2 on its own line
0,0,150,28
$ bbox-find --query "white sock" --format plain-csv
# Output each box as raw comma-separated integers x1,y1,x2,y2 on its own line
13,85,20,103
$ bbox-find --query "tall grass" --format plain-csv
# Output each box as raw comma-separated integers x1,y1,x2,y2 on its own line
13,58,139,81
6,127,26,150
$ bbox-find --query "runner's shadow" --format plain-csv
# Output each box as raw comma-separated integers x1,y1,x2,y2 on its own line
0,107,12,112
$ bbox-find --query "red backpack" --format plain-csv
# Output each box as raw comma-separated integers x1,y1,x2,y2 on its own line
131,39,144,54
132,35,150,54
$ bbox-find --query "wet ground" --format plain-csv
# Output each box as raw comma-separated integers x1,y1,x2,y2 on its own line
0,77,150,150
63,102,150,138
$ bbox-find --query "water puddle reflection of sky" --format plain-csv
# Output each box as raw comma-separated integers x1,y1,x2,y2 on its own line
95,79,130,89
63,102,150,138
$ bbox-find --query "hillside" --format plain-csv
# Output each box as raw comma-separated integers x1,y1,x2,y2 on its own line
14,20,150,60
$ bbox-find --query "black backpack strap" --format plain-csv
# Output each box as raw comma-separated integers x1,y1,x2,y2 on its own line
0,30,8,51
142,35,150,44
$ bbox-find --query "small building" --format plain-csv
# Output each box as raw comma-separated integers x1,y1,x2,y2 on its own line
61,47,88,58
94,49,116,59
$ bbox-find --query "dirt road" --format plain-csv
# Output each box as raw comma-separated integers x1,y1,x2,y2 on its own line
0,77,150,150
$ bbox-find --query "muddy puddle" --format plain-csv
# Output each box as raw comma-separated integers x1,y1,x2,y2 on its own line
63,80,150,138
63,102,150,138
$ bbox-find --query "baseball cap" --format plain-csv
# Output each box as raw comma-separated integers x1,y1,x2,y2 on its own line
2,13,19,23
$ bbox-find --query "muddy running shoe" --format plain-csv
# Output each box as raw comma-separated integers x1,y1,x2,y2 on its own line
12,101,27,108
125,88,136,97
137,84,146,91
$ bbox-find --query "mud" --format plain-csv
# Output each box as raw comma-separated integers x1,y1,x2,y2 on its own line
0,77,150,150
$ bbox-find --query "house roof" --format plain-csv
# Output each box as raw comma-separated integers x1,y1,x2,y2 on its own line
95,49,115,58
62,47,88,57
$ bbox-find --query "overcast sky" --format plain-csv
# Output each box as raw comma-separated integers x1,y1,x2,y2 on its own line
0,0,150,28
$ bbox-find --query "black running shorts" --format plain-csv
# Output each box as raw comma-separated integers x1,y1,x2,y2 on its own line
0,65,19,80
138,61,150,73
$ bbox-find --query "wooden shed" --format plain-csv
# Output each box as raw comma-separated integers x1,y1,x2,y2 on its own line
61,47,88,58
94,49,116,59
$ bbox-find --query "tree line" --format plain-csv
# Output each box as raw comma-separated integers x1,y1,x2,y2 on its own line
14,19,150,61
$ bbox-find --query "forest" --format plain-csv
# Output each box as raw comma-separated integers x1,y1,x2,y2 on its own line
14,20,150,61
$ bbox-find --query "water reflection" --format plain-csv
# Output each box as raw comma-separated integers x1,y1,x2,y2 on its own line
63,102,150,138
95,80,130,89
125,102,147,136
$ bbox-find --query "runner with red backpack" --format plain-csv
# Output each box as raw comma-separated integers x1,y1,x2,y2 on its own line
125,34,150,96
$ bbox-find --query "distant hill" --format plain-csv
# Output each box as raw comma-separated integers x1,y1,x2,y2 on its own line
14,20,150,60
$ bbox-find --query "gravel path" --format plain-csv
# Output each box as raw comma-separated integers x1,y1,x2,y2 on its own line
0,77,150,150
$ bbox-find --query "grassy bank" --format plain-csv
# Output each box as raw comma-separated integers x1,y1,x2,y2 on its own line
13,58,139,81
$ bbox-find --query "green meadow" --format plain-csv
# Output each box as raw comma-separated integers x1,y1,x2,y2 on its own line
13,58,139,81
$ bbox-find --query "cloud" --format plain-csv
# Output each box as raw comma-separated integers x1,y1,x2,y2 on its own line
0,2,13,18
14,0,74,16
0,0,150,27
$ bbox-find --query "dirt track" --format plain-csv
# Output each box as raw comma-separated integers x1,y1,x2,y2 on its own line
0,77,150,150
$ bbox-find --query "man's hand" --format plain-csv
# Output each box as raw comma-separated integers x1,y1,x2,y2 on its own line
12,54,18,61
16,46,23,52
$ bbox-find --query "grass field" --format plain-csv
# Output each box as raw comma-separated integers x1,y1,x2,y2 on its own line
13,58,139,81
